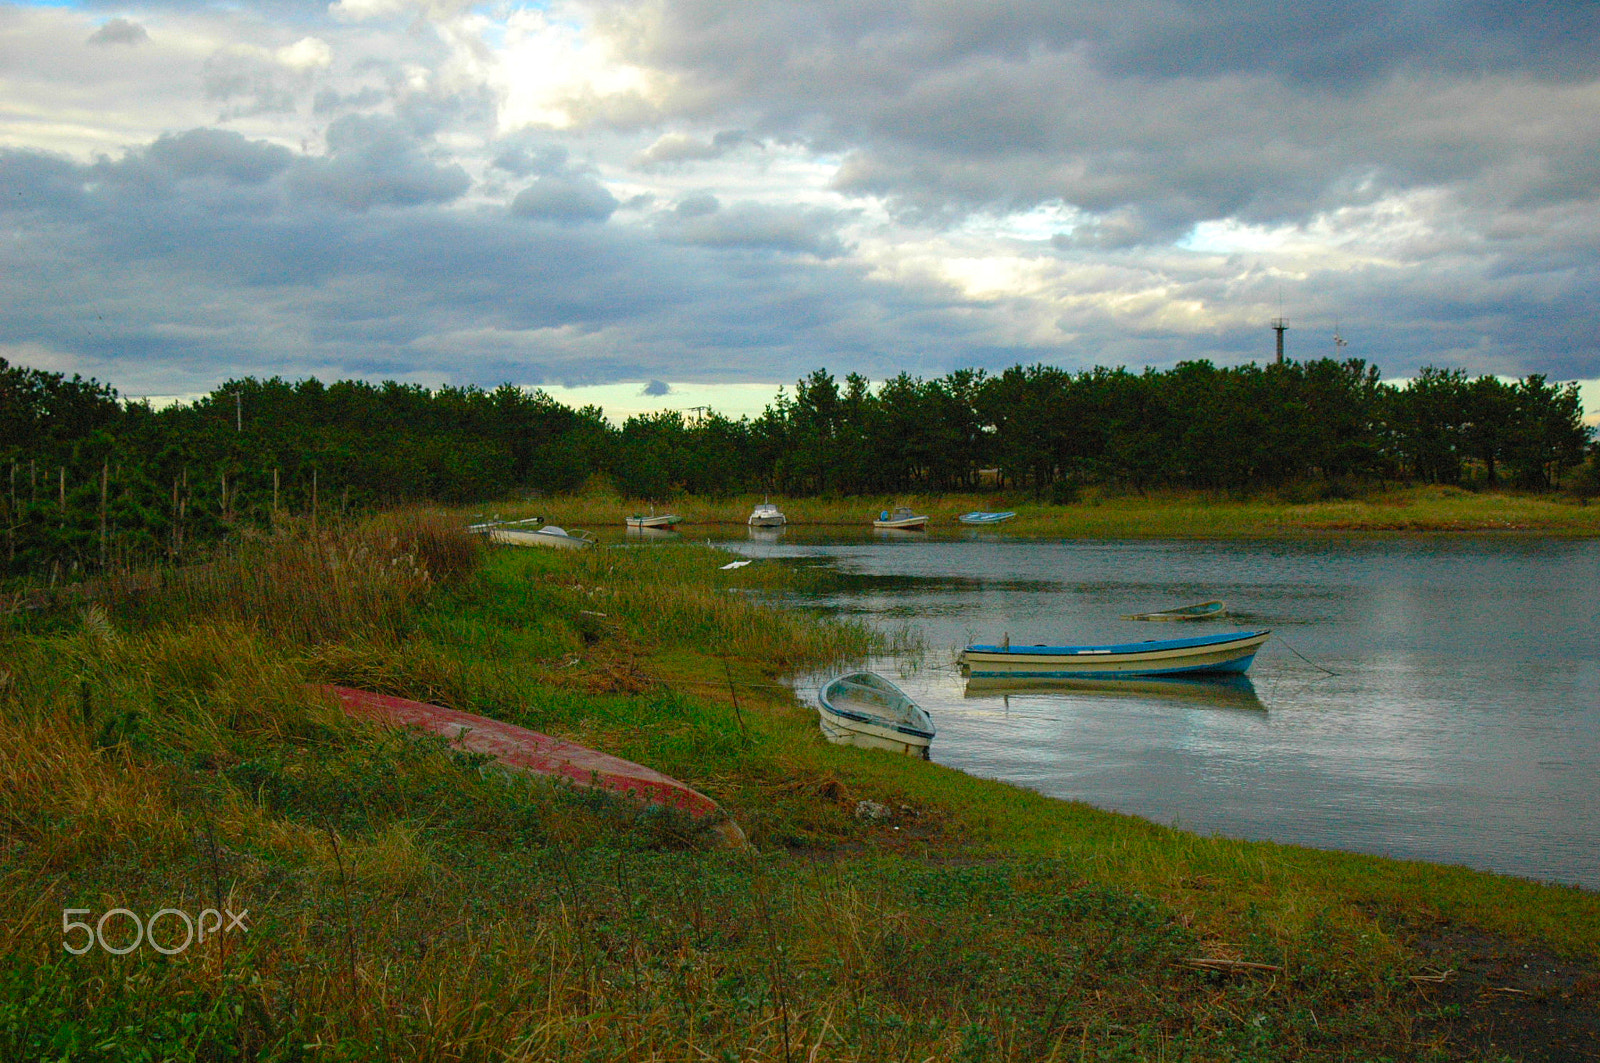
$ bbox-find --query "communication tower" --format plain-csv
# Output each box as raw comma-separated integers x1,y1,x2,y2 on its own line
1272,317,1289,364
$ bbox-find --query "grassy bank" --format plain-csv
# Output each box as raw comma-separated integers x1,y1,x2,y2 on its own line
489,484,1600,537
2,516,1596,1061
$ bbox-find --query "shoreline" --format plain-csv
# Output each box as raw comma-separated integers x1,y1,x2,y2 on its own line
482,486,1600,538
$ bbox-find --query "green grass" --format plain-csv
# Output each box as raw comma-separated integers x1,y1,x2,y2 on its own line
2,514,1595,1061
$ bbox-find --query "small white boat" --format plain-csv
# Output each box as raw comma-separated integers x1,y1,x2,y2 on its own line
817,671,935,758
748,500,787,527
490,524,596,550
872,507,928,530
958,511,1016,525
626,513,681,529
959,630,1270,678
1121,600,1226,622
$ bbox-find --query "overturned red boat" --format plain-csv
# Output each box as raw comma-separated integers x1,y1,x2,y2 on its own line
322,686,747,847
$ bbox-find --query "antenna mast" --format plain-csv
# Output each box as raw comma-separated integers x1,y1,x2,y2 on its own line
1272,317,1289,364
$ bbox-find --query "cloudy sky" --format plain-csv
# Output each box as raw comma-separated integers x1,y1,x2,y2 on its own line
2,0,1598,417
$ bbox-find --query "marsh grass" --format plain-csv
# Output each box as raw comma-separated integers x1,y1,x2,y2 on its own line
2,512,1596,1061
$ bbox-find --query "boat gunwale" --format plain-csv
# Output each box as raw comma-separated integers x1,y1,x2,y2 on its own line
963,628,1269,657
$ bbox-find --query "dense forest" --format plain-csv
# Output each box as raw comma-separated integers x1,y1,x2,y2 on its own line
2,356,1592,578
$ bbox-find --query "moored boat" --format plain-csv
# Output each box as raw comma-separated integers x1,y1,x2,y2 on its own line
490,524,596,549
1121,600,1226,622
817,671,935,758
958,629,1270,678
872,506,929,530
958,511,1016,525
748,500,786,527
626,513,681,529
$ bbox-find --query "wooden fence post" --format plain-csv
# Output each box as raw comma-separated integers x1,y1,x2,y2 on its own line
99,459,108,570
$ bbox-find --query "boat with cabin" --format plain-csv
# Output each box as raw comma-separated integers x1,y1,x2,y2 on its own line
748,500,786,527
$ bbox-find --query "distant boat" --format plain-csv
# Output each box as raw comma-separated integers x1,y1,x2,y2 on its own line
491,524,596,550
1121,600,1226,622
958,510,1016,525
817,671,936,758
872,506,928,530
325,686,746,847
958,630,1270,678
748,500,786,527
626,513,681,529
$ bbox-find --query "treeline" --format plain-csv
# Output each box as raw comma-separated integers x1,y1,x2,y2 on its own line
2,356,1592,577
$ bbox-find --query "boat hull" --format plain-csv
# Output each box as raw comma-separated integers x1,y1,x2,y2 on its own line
959,630,1270,678
818,672,935,758
747,515,787,527
958,511,1016,525
490,527,594,550
1121,600,1226,621
872,517,928,529
322,686,746,846
626,515,680,529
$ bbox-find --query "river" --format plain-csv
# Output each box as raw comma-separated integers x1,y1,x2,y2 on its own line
717,529,1599,890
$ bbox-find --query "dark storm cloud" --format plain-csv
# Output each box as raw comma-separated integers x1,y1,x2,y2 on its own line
641,379,671,395
87,17,148,46
288,115,469,210
597,0,1600,234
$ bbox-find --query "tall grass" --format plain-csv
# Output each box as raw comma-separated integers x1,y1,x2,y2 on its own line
95,508,480,643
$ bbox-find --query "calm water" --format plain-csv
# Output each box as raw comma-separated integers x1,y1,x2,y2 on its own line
719,530,1600,890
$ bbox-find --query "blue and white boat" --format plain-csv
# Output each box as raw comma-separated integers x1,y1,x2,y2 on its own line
817,671,935,758
958,630,1270,678
958,511,1016,525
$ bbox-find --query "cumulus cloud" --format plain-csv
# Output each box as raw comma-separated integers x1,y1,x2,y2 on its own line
289,114,470,210
510,174,619,223
145,128,295,184
632,129,749,169
657,199,850,257
87,18,148,47
641,378,671,395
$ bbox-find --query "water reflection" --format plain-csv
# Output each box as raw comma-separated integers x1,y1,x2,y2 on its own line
747,525,785,543
625,525,680,541
873,527,929,541
964,673,1267,713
